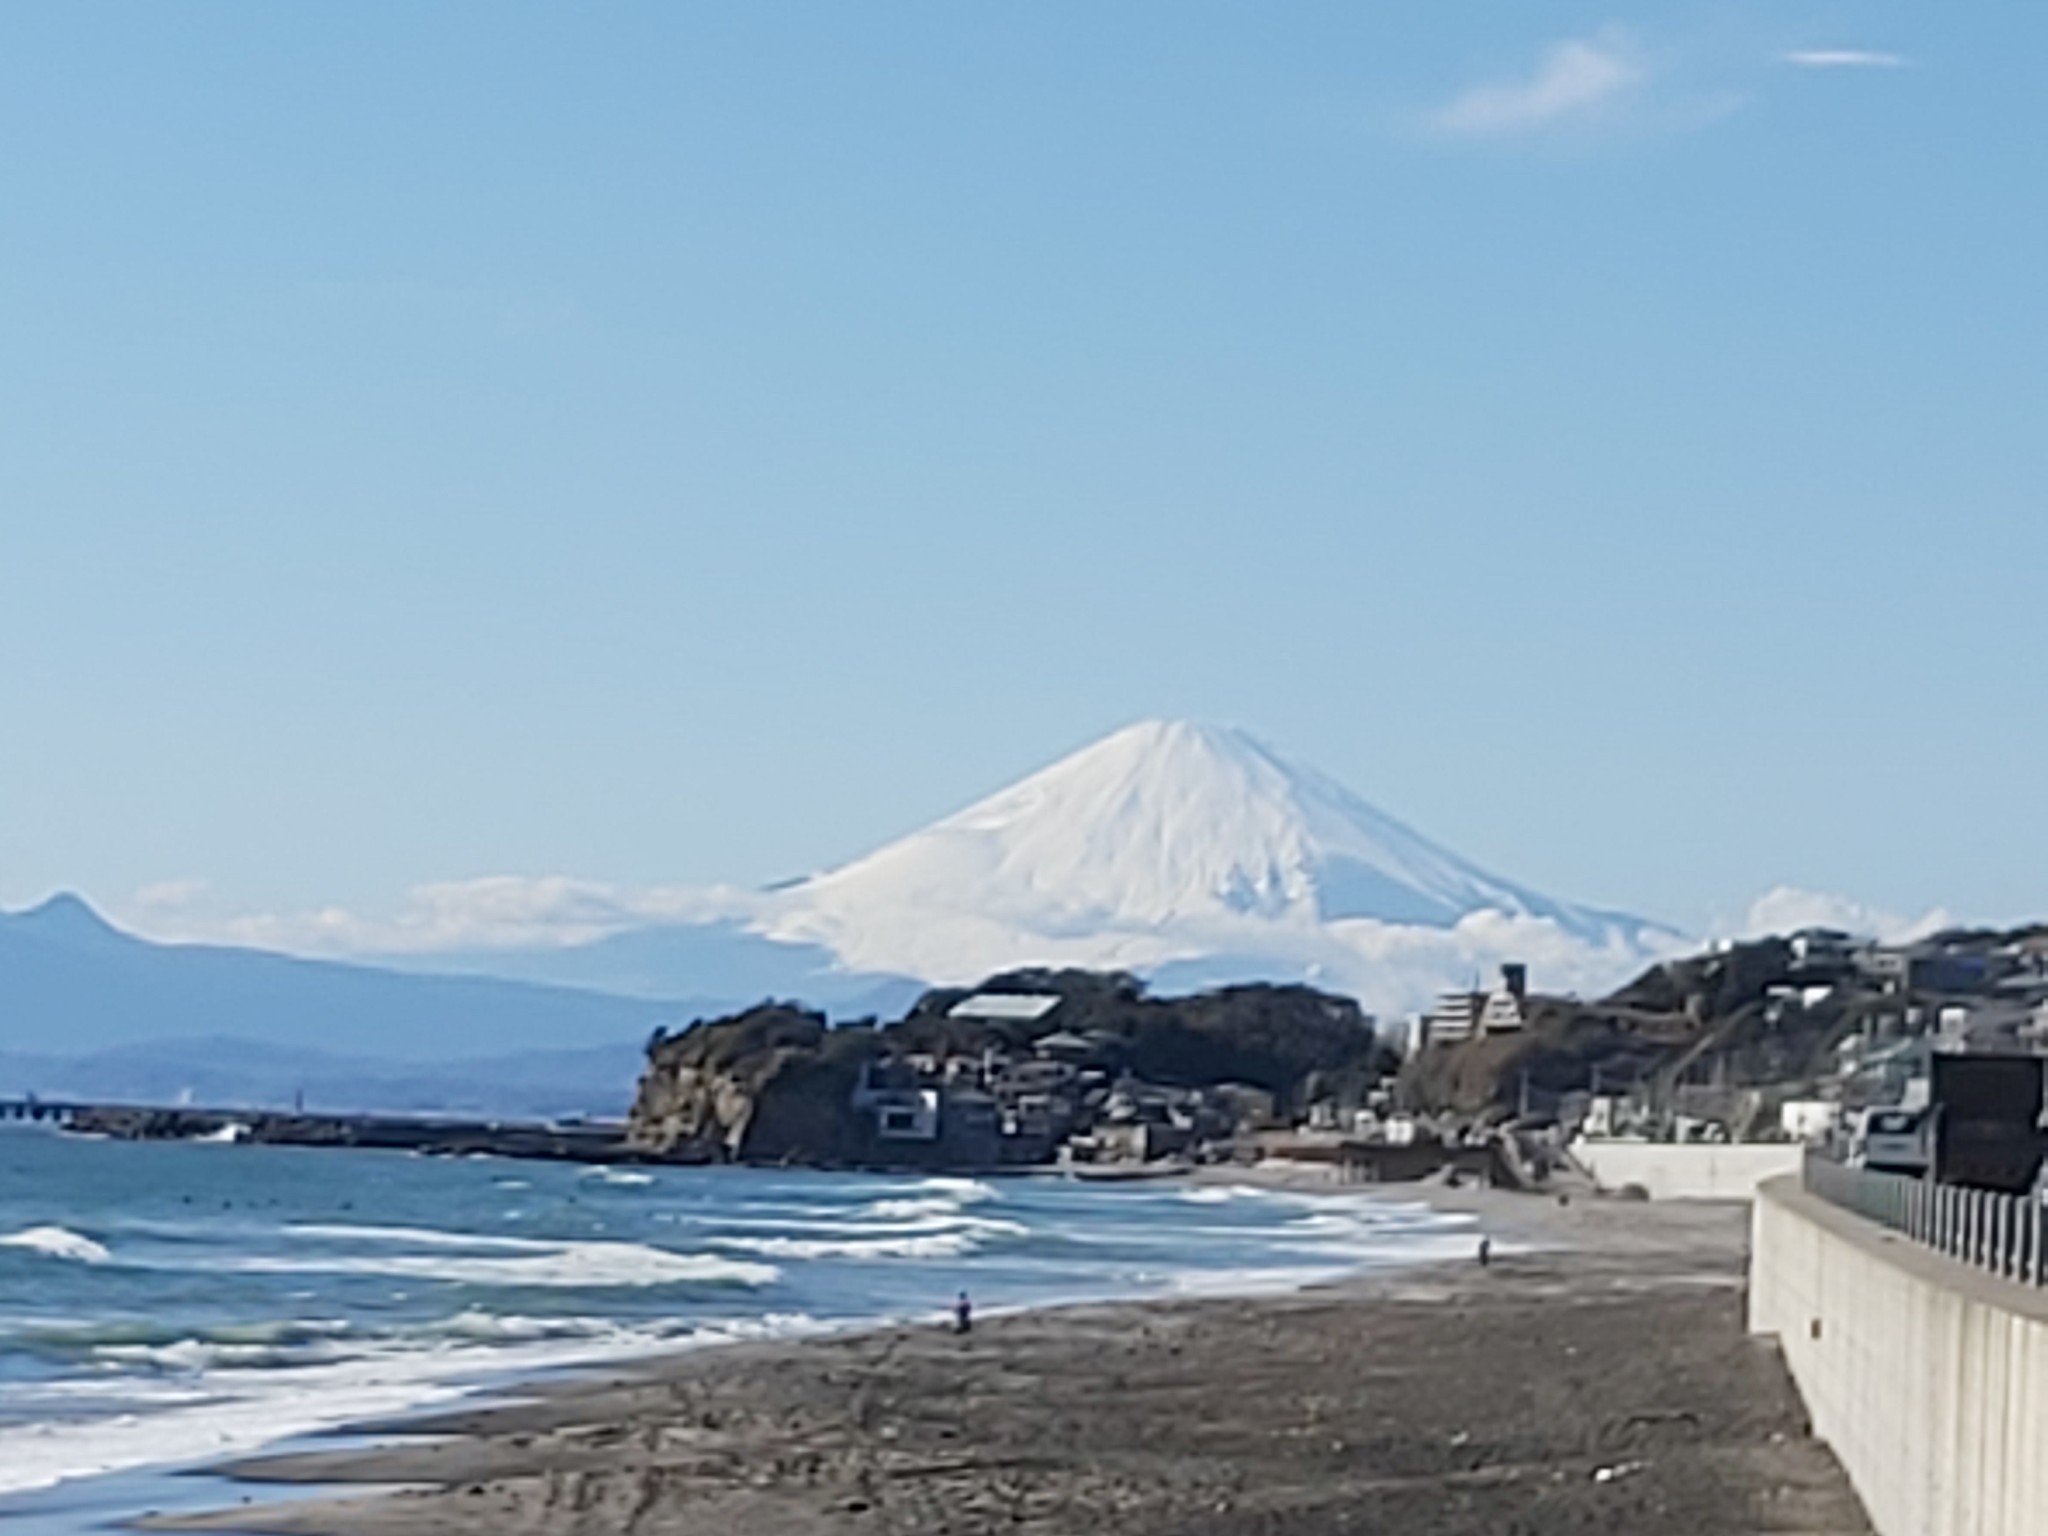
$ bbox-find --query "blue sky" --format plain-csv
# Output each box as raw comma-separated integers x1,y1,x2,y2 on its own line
1,2,2040,944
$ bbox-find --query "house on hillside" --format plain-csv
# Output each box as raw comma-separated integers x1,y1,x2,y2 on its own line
947,991,1062,1026
851,1059,940,1141
1478,963,1529,1033
1789,928,1858,972
1031,1030,1099,1064
1423,989,1480,1047
1855,948,1911,995
1422,964,1531,1045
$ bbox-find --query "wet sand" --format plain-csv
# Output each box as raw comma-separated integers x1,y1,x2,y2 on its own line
139,1187,1869,1535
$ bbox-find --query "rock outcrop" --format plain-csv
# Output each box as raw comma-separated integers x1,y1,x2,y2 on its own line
626,972,1396,1167
627,1004,873,1163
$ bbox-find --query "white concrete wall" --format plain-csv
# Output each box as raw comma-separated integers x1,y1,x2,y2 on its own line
1570,1140,1803,1200
1750,1176,2048,1536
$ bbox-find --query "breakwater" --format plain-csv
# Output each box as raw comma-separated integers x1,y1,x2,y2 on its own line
1,1097,653,1163
1750,1172,2048,1536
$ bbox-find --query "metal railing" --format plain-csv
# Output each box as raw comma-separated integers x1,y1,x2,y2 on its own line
1802,1150,2048,1286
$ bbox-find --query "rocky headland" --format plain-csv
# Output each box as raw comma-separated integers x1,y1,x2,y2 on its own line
626,969,1398,1169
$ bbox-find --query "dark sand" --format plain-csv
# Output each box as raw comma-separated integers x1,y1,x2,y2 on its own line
140,1187,1869,1535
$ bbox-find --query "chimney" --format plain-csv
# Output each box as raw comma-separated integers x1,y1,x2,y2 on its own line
1500,963,1527,1001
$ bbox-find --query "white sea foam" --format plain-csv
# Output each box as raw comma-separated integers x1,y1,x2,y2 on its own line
913,1176,997,1202
0,1226,111,1264
708,1189,1028,1259
284,1223,554,1251
860,1196,967,1222
44,1318,356,1353
708,1210,961,1235
0,1313,825,1498
712,1230,982,1261
233,1239,777,1289
581,1167,655,1187
432,1310,631,1343
96,1336,353,1372
1285,1212,1371,1236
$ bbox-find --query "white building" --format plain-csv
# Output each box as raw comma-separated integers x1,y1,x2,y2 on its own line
1780,1100,1841,1142
1424,989,1480,1045
1479,963,1529,1033
1425,963,1531,1043
947,992,1062,1024
874,1090,940,1141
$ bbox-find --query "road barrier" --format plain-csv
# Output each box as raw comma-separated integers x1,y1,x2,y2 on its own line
1802,1148,2046,1285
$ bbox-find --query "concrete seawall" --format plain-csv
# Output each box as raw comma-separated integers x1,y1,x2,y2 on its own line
1750,1174,2048,1536
1572,1141,1802,1201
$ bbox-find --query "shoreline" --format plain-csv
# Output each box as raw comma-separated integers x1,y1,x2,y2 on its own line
5,1153,1419,1514
107,1168,1462,1521
126,1180,1869,1536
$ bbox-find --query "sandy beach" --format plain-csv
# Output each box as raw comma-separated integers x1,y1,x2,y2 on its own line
138,1183,1869,1535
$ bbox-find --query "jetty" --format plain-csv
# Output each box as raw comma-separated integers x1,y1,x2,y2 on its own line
0,1096,663,1163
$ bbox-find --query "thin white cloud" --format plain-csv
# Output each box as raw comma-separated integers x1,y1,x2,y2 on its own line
1735,885,1952,946
1431,30,1645,137
1781,49,1905,70
115,876,761,957
132,878,209,911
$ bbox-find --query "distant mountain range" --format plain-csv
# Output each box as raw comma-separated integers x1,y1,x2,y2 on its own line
0,893,681,1059
1,721,1679,1112
0,895,696,1115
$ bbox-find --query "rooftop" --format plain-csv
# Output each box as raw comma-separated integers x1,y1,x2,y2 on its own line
948,992,1062,1023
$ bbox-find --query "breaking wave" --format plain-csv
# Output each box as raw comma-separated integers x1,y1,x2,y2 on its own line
714,1230,982,1261
913,1176,997,1202
239,1236,778,1289
0,1226,111,1264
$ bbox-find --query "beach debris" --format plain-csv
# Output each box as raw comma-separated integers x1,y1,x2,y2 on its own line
1592,1460,1646,1484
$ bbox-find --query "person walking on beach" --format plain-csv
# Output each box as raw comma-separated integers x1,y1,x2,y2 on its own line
954,1290,973,1334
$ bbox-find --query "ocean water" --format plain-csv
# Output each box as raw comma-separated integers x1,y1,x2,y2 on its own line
0,1126,1473,1528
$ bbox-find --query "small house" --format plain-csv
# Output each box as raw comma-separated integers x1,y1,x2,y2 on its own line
947,992,1062,1025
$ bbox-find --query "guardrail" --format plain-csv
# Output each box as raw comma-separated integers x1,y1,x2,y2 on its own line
1802,1149,2048,1285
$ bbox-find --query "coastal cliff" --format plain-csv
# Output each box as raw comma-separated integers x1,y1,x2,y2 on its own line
627,1004,875,1163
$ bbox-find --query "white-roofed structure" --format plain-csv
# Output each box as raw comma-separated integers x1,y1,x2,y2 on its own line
947,992,1062,1023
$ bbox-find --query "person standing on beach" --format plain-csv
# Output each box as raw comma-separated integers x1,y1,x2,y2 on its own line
954,1290,973,1334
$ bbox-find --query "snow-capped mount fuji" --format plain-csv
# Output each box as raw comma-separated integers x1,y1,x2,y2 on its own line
785,721,1623,937
752,721,1672,1009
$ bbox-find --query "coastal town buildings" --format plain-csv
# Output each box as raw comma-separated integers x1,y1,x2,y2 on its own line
1419,964,1531,1047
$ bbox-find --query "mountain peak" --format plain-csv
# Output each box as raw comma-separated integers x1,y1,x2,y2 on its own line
9,892,125,945
1076,717,1267,766
787,720,1640,943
